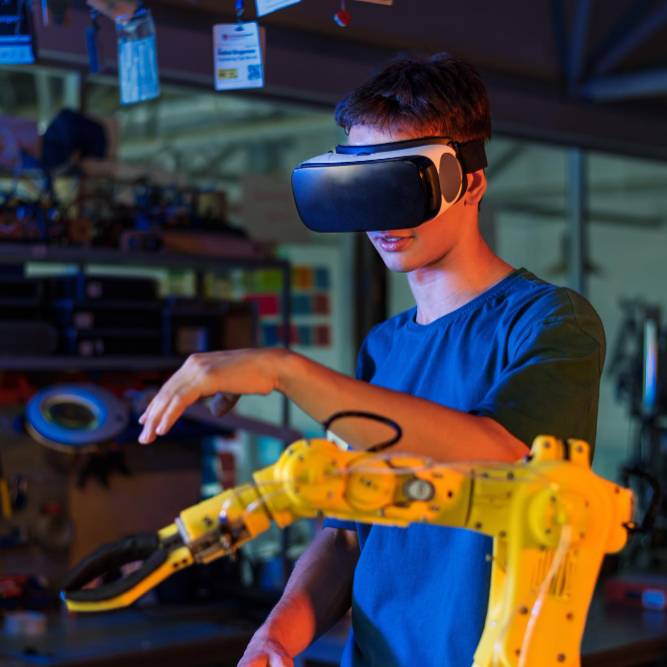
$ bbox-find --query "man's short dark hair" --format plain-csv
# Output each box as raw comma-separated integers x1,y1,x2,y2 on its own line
335,53,492,143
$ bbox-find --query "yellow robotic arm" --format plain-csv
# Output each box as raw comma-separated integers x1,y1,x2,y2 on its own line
62,434,633,667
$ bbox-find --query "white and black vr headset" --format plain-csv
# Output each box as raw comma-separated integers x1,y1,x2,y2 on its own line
291,137,487,233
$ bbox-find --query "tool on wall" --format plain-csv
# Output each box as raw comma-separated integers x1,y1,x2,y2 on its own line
23,383,301,487
609,299,667,569
0,447,30,549
25,384,132,487
25,385,130,454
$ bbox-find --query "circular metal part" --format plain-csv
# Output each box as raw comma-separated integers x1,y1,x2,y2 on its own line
25,384,129,453
404,478,435,502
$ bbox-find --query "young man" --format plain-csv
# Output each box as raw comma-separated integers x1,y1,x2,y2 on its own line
138,54,605,667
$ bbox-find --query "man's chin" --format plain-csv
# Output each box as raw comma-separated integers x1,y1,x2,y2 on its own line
380,255,418,273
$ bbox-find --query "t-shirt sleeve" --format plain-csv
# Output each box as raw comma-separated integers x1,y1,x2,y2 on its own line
470,294,605,456
322,517,357,531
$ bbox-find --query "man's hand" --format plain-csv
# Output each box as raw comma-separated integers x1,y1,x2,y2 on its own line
237,635,293,667
138,348,286,444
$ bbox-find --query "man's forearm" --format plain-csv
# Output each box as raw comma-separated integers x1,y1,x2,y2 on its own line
276,351,527,463
255,527,358,657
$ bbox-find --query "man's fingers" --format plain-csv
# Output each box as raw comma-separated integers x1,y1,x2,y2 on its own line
237,654,269,667
140,378,201,443
156,391,193,436
138,372,187,443
139,390,175,444
238,652,291,667
138,398,165,444
137,354,219,444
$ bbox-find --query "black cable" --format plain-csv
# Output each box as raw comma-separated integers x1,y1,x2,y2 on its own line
322,411,402,453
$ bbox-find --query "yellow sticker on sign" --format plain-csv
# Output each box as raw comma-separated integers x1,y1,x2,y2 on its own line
218,69,238,80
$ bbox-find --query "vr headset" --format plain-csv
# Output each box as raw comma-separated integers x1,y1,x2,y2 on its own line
291,137,487,233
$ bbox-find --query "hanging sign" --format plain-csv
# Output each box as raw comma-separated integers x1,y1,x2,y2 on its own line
116,7,160,105
0,0,35,64
213,21,264,91
255,0,300,17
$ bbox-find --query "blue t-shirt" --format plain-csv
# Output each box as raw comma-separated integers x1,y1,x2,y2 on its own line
326,268,605,667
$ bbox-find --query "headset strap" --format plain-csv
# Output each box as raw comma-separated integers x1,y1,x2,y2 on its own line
456,140,488,173
335,136,487,173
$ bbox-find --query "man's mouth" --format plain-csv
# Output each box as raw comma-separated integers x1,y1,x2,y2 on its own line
373,233,415,252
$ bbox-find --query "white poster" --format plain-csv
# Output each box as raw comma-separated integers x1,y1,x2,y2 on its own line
213,22,264,91
255,0,301,17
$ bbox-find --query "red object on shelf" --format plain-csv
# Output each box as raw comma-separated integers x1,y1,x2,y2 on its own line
245,294,279,316
0,374,34,406
0,576,29,600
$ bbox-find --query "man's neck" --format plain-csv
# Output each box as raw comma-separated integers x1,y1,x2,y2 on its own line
407,236,514,325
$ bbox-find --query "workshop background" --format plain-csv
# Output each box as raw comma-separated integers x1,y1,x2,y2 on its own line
1,1,666,666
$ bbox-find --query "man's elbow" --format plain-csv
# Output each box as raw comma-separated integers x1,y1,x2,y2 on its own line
477,416,530,461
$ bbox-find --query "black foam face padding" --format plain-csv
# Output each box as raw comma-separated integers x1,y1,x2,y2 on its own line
292,156,441,233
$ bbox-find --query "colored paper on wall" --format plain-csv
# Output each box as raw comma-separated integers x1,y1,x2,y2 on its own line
314,267,330,289
292,266,313,290
313,294,330,315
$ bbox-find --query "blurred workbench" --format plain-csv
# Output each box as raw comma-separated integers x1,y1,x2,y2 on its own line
0,603,258,667
1,595,665,667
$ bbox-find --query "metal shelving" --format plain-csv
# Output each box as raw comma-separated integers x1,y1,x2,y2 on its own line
0,355,186,371
0,243,293,423
0,244,290,272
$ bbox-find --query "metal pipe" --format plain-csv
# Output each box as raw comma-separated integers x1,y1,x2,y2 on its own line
567,148,587,295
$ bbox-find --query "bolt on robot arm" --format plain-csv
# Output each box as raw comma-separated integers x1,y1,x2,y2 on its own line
62,434,633,667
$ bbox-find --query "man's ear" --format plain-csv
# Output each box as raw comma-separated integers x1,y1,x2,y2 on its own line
463,170,487,207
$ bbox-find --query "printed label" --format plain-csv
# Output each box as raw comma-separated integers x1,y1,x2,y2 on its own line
213,21,264,91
